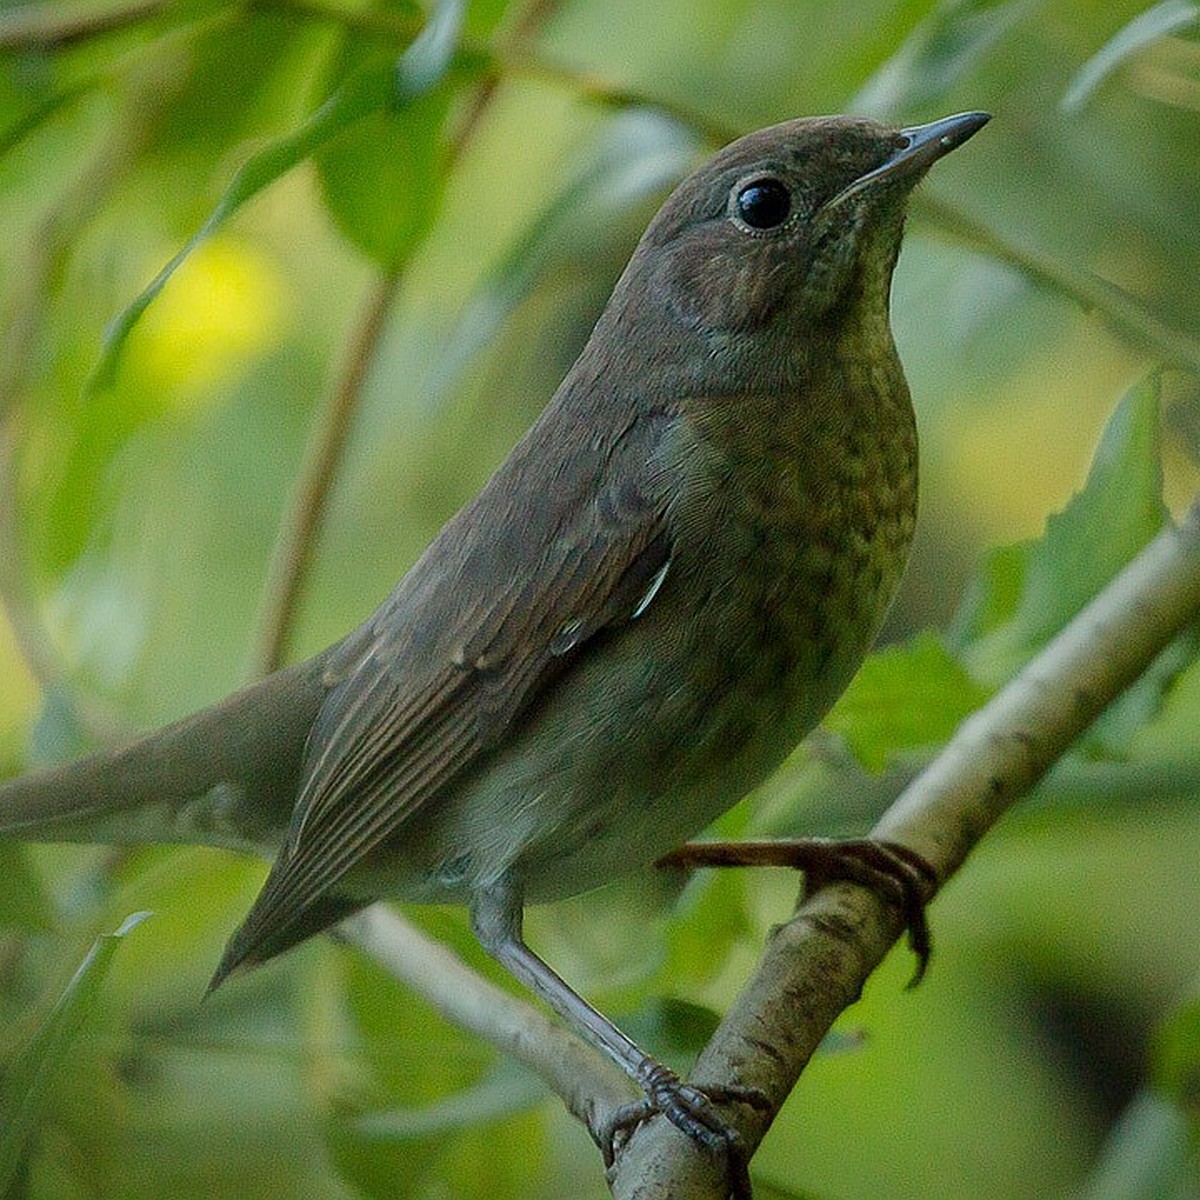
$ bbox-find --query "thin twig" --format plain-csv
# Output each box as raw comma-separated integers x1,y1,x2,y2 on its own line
611,498,1200,1198
342,906,633,1133
249,269,400,676
912,194,1200,375
0,0,171,50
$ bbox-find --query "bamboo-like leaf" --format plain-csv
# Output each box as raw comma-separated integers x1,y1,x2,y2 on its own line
851,0,1027,119
90,63,392,392
1062,0,1200,112
0,911,151,1193
396,0,464,97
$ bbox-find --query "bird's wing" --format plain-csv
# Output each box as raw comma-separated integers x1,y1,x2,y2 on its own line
213,407,674,980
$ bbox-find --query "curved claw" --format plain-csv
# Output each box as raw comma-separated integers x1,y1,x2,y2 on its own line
597,1064,766,1199
658,835,938,985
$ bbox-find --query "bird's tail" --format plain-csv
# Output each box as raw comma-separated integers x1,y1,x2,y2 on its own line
0,652,334,857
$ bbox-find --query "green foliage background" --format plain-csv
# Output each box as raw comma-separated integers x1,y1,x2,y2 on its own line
1,1,1199,1197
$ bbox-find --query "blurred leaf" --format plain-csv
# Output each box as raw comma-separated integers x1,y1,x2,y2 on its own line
824,633,990,771
0,842,54,931
1075,1089,1198,1200
946,540,1027,647
753,1180,829,1200
26,684,90,768
425,108,700,408
93,61,395,389
1011,375,1163,641
620,996,722,1068
963,376,1165,681
145,10,331,170
330,1061,548,1200
1084,631,1200,758
0,79,91,159
1152,999,1200,1120
316,87,452,268
851,0,1026,119
350,1061,544,1141
1131,652,1200,761
1062,0,1200,112
317,0,467,267
395,0,463,97
0,911,150,1194
663,863,756,989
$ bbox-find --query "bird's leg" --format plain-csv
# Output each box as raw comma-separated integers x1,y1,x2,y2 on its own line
470,878,760,1197
657,838,938,985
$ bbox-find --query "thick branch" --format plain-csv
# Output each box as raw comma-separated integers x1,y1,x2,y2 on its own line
611,499,1200,1198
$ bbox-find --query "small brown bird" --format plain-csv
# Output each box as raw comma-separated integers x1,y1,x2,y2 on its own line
0,110,988,1189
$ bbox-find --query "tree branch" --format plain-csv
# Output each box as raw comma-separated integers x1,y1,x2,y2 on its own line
341,906,634,1135
0,0,170,51
610,498,1200,1198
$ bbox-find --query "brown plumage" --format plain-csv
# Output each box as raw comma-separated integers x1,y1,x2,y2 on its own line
1,111,989,1189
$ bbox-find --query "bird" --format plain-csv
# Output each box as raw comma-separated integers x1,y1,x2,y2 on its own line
0,109,989,1192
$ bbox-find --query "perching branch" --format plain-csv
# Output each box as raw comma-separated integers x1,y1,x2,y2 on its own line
607,496,1200,1198
342,906,633,1133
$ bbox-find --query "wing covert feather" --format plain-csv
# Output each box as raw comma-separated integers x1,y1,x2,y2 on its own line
218,406,676,975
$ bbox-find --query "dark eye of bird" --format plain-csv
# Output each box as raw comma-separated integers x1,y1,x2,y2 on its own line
734,178,791,230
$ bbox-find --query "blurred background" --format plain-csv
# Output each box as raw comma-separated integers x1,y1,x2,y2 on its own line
1,0,1199,1197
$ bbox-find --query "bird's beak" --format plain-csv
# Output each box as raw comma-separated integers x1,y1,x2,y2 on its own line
824,111,991,211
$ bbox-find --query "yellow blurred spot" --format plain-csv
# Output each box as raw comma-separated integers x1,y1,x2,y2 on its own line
132,237,287,411
940,330,1140,539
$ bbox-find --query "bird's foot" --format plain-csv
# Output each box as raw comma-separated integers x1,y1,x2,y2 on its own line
597,1062,768,1200
658,836,938,984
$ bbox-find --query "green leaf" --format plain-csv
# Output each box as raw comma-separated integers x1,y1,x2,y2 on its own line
824,633,991,771
1131,650,1200,761
0,842,54,931
1015,377,1164,638
851,0,1027,118
310,0,467,267
350,1062,544,1141
315,84,452,269
1074,1089,1195,1200
963,376,1165,682
92,62,395,390
26,684,90,769
1062,0,1200,113
620,997,722,1068
946,540,1027,647
395,0,464,98
753,1180,830,1200
0,911,151,1193
1151,998,1200,1119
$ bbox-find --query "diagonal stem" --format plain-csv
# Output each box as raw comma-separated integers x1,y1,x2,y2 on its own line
249,268,400,676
